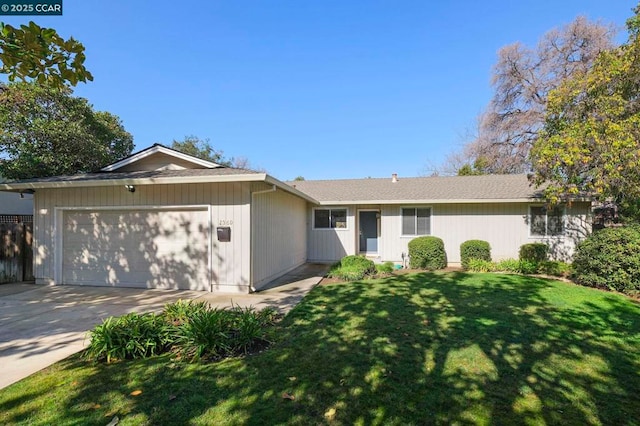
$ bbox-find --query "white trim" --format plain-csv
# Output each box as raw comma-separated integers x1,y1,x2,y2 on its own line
400,205,433,237
54,204,212,288
101,145,221,171
313,198,544,205
312,207,349,231
528,204,566,238
357,209,380,254
0,173,319,205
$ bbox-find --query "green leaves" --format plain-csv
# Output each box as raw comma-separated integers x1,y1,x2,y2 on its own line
0,21,92,87
0,82,133,179
531,6,640,219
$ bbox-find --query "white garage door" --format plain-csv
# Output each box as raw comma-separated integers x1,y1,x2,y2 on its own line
62,209,210,290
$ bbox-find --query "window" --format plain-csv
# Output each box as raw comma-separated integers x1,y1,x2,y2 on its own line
402,207,431,235
530,206,564,236
314,208,347,229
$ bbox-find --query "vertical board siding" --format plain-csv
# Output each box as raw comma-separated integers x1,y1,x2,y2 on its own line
379,202,591,264
34,182,252,292
307,205,355,262
251,187,307,290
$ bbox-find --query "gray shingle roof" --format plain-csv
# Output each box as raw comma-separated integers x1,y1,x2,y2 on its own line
287,174,544,204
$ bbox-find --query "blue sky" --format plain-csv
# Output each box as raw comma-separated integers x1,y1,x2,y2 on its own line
2,1,636,180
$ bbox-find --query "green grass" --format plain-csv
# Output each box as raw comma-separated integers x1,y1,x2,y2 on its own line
1,272,639,425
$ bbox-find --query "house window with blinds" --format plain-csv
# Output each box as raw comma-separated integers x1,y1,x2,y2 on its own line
402,207,431,235
529,206,564,237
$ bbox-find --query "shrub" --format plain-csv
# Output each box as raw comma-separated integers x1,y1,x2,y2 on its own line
539,260,572,277
174,305,280,361
85,313,172,363
375,261,395,275
408,236,447,270
467,259,496,272
460,240,492,270
519,243,548,262
228,305,279,354
328,255,376,281
174,307,234,360
164,299,210,326
495,258,521,273
572,226,640,295
517,260,540,275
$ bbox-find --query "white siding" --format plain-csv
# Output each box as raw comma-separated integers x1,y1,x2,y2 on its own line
251,185,307,290
307,205,356,262
0,191,33,215
33,182,252,292
115,153,206,171
379,202,591,264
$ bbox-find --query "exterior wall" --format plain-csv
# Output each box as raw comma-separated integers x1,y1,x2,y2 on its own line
306,202,591,265
251,184,307,290
33,182,252,292
307,205,356,262
0,191,33,215
380,202,591,264
116,153,205,171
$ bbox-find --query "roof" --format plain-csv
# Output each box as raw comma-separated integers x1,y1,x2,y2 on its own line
287,174,546,205
101,143,222,171
0,168,318,203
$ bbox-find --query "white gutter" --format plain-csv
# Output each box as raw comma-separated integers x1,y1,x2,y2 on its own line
0,172,321,204
0,173,269,191
312,198,549,205
249,184,277,293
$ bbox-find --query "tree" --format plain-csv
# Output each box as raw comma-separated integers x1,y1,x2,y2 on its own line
0,82,133,179
442,16,615,175
171,136,232,166
530,5,640,219
170,136,265,171
293,176,305,181
0,21,92,87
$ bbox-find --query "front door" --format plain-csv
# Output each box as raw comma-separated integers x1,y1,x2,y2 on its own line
359,211,378,253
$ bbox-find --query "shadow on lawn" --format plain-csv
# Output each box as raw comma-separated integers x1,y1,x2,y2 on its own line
5,272,639,424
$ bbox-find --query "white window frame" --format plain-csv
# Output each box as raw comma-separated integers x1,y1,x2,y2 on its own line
528,205,565,238
400,206,432,237
312,207,349,230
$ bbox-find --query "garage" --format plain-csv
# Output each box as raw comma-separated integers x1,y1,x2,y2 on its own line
62,208,211,290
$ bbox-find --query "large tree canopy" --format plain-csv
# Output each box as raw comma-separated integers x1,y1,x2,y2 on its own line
170,136,264,171
440,16,615,175
531,5,640,218
0,21,92,87
0,82,133,179
170,136,232,166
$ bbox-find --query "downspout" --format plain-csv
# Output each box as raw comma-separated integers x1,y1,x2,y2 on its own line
250,185,277,292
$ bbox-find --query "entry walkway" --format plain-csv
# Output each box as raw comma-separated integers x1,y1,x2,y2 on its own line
0,263,328,390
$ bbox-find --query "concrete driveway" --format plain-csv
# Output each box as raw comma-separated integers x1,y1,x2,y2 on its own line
0,263,328,390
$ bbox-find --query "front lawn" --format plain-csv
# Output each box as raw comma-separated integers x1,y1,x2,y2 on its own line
1,272,639,425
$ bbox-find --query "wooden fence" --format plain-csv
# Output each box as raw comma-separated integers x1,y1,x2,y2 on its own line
0,215,33,283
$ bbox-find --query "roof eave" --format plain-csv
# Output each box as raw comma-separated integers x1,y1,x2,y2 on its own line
0,173,270,190
312,198,548,205
264,176,319,204
101,145,222,171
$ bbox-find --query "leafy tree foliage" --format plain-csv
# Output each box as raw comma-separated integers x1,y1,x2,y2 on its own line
442,16,615,175
170,136,265,171
0,21,92,87
170,136,232,166
531,5,640,218
0,82,133,179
